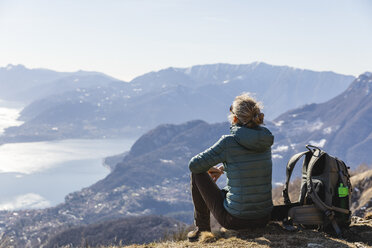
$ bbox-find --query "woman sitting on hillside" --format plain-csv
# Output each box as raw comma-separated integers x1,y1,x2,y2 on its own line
188,93,274,241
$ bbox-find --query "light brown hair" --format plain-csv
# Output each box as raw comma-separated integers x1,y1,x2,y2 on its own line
229,93,264,128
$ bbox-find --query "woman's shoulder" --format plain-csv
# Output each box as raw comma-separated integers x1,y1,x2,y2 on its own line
258,125,273,135
219,134,237,145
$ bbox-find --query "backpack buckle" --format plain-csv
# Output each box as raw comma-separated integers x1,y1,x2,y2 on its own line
306,145,321,157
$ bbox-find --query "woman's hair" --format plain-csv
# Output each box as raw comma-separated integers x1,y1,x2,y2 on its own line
229,93,264,128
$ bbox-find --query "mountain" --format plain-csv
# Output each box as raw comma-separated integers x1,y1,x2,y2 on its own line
1,116,372,247
0,64,66,103
179,63,355,118
269,72,372,179
1,63,354,142
124,62,355,120
0,64,123,104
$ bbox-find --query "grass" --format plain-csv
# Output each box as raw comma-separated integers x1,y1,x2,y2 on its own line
95,216,372,248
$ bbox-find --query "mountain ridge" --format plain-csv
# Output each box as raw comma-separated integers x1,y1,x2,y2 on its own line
271,72,372,171
0,64,125,104
0,62,355,142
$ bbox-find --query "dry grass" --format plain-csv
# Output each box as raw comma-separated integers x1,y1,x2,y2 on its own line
99,217,372,248
272,177,301,205
365,212,372,220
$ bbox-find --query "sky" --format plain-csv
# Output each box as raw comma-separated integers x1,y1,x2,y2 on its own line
0,0,371,81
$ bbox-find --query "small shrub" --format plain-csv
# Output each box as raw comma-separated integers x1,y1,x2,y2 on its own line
365,212,372,220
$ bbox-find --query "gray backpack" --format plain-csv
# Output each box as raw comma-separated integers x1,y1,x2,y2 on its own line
280,145,352,236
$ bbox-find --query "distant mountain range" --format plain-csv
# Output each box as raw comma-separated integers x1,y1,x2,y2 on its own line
0,64,120,104
0,63,354,141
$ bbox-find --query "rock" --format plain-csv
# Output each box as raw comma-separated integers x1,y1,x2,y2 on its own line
307,243,323,248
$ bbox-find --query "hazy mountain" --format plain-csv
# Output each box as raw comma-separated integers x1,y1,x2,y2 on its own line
0,64,66,102
131,62,355,119
0,64,123,104
1,63,354,142
269,72,372,178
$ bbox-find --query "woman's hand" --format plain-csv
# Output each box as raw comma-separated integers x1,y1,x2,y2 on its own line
208,165,224,182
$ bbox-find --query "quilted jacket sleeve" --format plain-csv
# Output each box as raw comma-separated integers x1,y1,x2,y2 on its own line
188,136,227,173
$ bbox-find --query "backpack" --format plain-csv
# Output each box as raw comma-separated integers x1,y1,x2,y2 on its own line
273,145,352,237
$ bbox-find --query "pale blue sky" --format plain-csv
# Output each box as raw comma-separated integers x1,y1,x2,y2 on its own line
0,0,371,81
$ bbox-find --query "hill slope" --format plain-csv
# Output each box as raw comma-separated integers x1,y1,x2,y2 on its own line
124,216,372,248
43,216,183,248
0,120,228,247
270,72,372,179
351,169,372,217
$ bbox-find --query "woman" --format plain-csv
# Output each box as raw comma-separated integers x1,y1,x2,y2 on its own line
188,93,274,241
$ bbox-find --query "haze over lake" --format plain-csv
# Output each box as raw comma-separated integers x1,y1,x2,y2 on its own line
0,100,136,210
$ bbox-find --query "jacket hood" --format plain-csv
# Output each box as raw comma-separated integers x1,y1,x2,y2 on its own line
230,125,274,152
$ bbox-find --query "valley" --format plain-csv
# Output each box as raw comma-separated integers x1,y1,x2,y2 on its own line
0,63,370,247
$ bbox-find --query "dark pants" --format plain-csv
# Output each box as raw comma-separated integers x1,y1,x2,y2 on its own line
191,172,270,230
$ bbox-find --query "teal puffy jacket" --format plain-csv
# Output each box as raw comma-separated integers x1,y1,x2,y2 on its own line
189,124,274,220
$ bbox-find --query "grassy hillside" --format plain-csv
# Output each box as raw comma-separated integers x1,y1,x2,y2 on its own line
97,216,372,248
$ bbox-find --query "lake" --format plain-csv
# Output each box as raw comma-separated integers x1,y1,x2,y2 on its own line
0,138,137,211
0,101,137,210
0,104,23,135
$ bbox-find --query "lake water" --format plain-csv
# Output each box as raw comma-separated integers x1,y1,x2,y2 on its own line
0,101,137,210
0,139,136,210
0,104,23,135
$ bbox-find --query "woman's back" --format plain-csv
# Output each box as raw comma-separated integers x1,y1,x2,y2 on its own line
222,125,273,219
187,93,274,241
